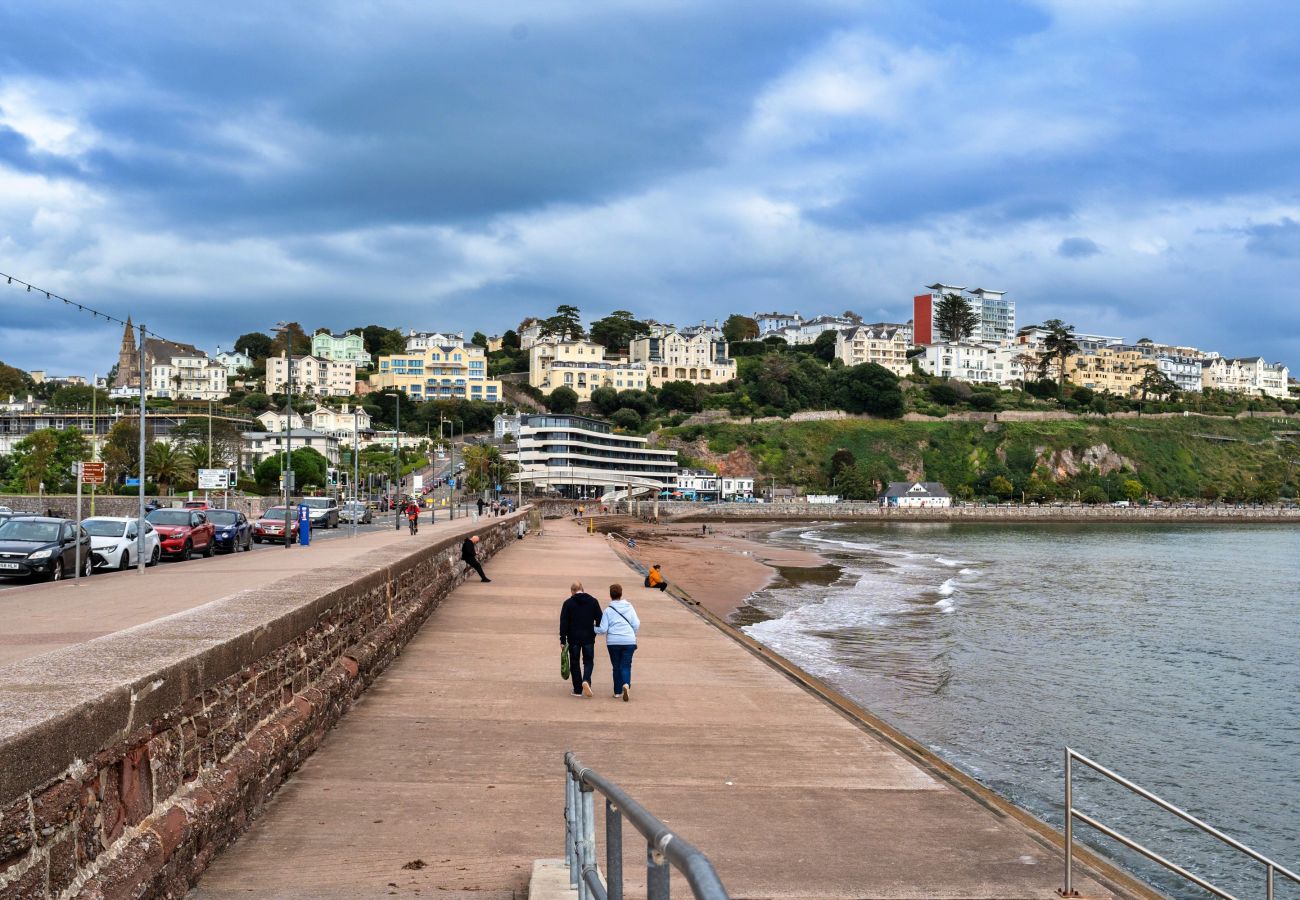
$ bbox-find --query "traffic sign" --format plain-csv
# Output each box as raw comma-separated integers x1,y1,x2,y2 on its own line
80,462,106,485
198,468,229,489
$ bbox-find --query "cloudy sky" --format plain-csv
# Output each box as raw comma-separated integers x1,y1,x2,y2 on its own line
1,0,1298,376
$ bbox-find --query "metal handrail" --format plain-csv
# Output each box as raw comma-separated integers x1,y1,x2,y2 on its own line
1062,748,1300,900
565,751,729,900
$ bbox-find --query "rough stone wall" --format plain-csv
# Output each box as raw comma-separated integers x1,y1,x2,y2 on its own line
0,513,524,899
0,495,268,520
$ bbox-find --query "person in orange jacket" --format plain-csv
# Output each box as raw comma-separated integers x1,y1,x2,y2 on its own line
644,564,667,592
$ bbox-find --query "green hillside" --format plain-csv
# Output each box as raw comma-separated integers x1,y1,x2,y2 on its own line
662,415,1300,503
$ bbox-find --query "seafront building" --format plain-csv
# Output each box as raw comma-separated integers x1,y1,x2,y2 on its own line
919,341,1024,387
147,354,230,401
372,339,501,403
311,331,373,368
527,338,647,399
240,428,341,468
914,285,1015,344
754,311,802,337
266,354,358,398
1202,357,1291,398
510,413,677,499
213,349,253,377
879,481,953,508
627,323,736,387
834,323,913,376
1065,346,1150,396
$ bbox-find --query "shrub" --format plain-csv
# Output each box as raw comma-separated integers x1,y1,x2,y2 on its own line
610,408,641,430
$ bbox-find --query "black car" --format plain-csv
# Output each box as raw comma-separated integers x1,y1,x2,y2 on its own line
0,516,93,581
206,509,253,553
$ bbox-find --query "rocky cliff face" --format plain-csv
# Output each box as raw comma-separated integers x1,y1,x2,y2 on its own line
1037,443,1135,479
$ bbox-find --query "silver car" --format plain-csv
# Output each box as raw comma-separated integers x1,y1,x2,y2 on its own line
339,500,373,524
82,516,162,570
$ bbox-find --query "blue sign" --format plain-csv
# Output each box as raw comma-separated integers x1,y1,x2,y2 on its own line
495,484,501,492
448,478,456,488
125,477,141,486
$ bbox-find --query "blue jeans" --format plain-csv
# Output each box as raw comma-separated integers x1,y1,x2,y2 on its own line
607,644,636,695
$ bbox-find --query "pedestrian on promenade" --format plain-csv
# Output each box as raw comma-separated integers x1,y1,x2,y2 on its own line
560,581,602,698
596,584,639,701
461,534,491,582
477,497,485,517
644,564,668,592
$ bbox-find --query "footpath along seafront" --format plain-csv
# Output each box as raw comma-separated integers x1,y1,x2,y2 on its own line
189,517,1149,899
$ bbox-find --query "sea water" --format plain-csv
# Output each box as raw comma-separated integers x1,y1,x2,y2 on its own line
744,523,1300,899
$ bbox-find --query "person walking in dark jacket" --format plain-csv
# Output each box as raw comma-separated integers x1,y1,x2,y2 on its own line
461,534,490,582
559,582,602,698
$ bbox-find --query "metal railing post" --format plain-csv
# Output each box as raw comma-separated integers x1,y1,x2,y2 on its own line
566,770,579,889
579,784,597,900
1062,747,1075,897
1267,864,1274,900
648,839,671,900
606,799,624,900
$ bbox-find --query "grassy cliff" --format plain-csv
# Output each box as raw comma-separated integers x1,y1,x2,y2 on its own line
661,415,1300,502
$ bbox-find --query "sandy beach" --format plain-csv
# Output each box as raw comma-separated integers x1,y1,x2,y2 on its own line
614,522,830,619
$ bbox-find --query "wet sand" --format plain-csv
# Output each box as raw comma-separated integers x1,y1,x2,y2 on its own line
619,523,830,619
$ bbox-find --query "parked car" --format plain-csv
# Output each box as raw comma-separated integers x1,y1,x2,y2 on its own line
206,509,252,553
146,508,216,560
82,516,162,570
0,516,93,581
253,506,299,543
182,500,211,510
297,496,340,529
339,500,373,524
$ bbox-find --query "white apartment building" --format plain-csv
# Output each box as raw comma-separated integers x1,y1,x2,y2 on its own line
755,312,801,336
915,285,1015,344
1156,356,1204,394
240,428,341,468
777,314,861,345
255,410,305,432
149,355,229,401
267,355,358,398
312,331,373,367
720,476,755,500
834,324,913,377
518,319,545,350
528,339,648,400
1202,357,1291,398
920,342,1024,387
404,330,466,353
628,326,736,387
308,403,373,440
213,349,253,376
675,468,720,500
512,413,678,499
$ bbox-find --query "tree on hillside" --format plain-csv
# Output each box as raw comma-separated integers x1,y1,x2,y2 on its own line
0,361,31,399
471,331,488,348
270,322,311,357
102,420,145,486
169,417,244,469
357,325,407,356
656,380,703,412
545,386,579,413
1038,319,1080,396
254,447,327,493
1137,366,1178,402
589,310,649,352
812,329,838,363
828,364,904,418
722,314,759,343
234,332,274,361
501,329,520,350
49,384,109,409
934,293,979,343
590,386,621,416
540,304,584,340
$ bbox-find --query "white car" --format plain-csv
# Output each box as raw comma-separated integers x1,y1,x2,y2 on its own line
82,517,162,570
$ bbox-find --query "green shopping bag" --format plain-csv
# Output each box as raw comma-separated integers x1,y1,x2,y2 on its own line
560,643,570,681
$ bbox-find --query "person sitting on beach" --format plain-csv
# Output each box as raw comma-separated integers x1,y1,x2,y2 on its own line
644,564,667,592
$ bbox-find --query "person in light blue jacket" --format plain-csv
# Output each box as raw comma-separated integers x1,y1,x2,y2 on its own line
595,583,640,701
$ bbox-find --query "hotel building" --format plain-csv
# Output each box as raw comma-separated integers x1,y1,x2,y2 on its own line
511,413,678,499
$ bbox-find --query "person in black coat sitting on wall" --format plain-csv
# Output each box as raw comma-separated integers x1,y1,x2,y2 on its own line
461,534,491,583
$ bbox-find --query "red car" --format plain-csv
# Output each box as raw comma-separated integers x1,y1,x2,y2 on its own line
182,500,211,510
145,508,216,560
252,506,299,543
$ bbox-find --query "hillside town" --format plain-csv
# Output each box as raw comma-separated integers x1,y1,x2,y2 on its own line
1,283,1296,506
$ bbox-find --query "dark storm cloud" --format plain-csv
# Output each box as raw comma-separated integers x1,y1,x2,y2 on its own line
1243,218,1300,259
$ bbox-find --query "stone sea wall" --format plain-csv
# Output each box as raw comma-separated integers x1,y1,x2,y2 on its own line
0,511,525,899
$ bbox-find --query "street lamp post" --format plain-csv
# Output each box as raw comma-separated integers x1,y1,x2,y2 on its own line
384,392,401,508
274,323,295,550
351,407,360,539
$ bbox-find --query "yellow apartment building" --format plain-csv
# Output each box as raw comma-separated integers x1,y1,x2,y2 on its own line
372,341,502,403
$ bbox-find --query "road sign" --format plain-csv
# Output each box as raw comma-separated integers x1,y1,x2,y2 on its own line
79,462,106,485
125,477,141,487
198,468,229,489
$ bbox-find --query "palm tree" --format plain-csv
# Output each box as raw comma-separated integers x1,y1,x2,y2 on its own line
1039,319,1079,397
147,441,195,495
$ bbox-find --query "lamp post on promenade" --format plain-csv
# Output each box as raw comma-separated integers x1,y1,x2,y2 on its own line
384,392,401,506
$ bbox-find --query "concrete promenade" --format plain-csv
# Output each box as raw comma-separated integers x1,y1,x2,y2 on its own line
189,518,1131,899
0,512,480,665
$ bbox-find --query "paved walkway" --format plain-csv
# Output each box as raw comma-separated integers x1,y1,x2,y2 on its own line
190,518,1119,899
0,511,479,666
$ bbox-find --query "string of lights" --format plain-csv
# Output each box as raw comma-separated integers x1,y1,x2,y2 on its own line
0,269,170,341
